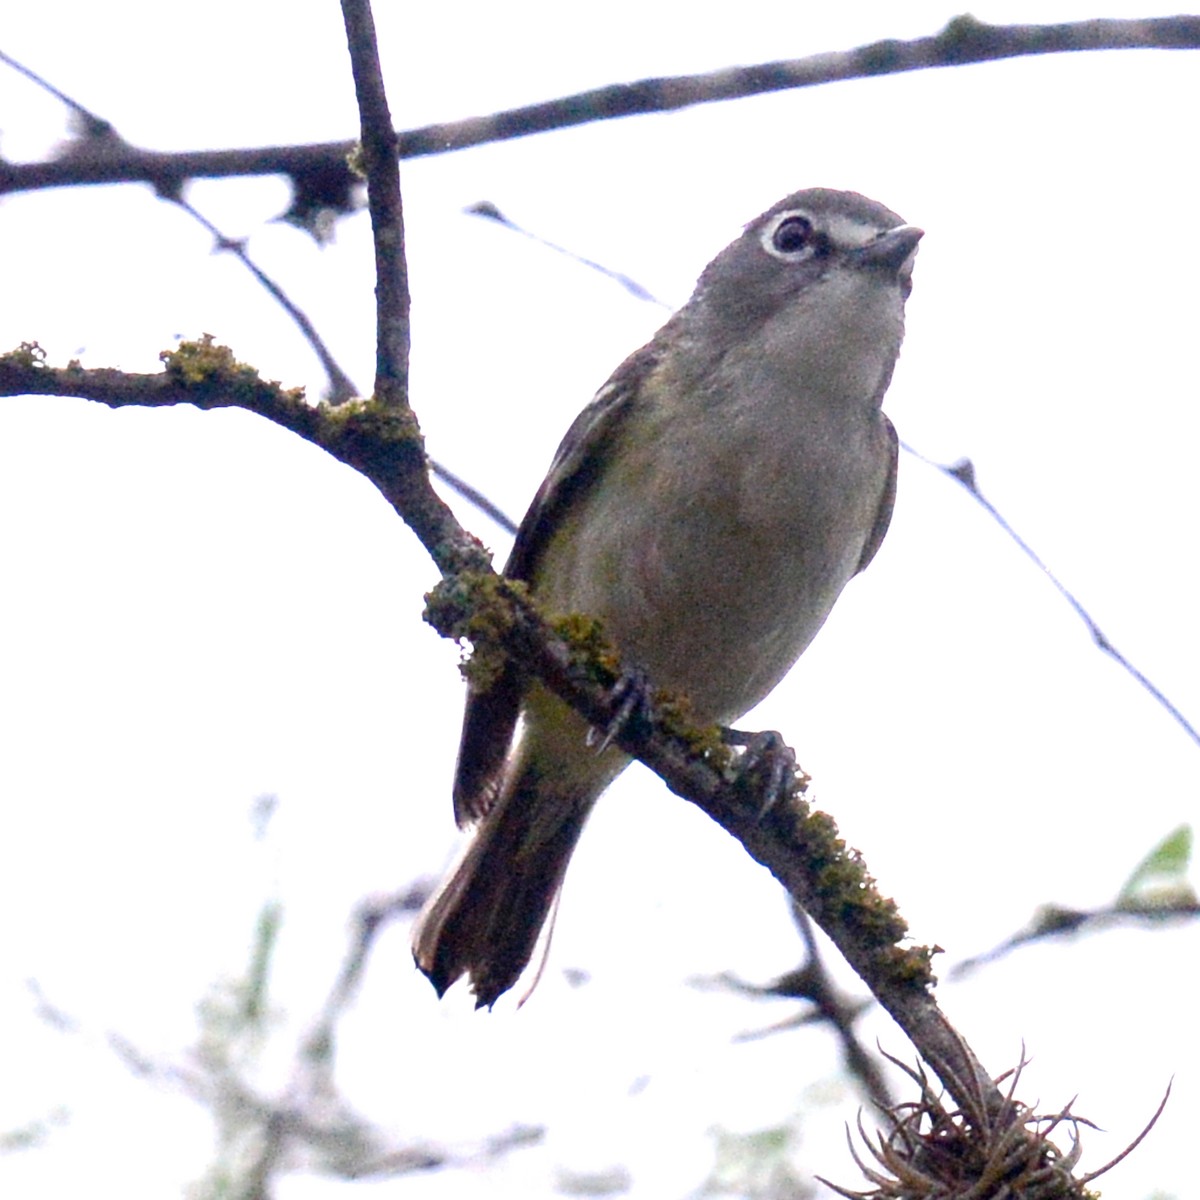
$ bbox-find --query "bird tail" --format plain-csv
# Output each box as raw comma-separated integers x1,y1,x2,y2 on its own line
412,768,596,1009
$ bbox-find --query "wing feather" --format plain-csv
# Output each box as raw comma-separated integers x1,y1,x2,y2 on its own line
451,343,660,824
855,414,898,574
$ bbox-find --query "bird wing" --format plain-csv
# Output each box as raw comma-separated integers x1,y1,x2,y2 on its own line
855,412,898,574
451,344,658,825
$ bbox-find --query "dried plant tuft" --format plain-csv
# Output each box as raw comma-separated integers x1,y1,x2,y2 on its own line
819,1052,1169,1200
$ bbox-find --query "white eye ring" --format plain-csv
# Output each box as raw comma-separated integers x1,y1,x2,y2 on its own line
761,211,818,261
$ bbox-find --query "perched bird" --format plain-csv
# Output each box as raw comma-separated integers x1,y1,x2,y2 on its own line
414,188,922,1007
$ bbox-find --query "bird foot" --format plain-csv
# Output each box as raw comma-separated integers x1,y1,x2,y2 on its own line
722,728,798,818
588,667,653,755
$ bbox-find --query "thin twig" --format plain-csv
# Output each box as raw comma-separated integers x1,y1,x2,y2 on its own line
910,447,1200,750
0,47,113,134
0,49,360,405
2,49,518,527
718,904,895,1112
175,197,359,404
429,458,518,534
466,201,671,308
952,897,1200,979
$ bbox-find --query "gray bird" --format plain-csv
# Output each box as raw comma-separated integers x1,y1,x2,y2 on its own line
414,188,922,1007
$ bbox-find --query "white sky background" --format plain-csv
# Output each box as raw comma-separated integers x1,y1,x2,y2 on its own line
1,1,1198,1196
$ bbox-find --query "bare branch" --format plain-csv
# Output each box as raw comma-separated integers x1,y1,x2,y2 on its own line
709,903,895,1113
953,897,1200,979
1,50,520,533
3,16,1198,199
340,0,410,407
909,447,1200,750
1,49,360,405
467,201,670,309
175,196,360,404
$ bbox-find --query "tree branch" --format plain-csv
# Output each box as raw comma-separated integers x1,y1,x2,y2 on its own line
340,0,410,407
0,340,485,578
2,16,1197,199
1,335,1002,1119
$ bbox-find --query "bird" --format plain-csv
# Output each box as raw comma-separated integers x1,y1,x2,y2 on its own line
413,188,922,1008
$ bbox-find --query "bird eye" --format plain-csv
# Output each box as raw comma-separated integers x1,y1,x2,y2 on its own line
773,216,812,253
762,212,822,261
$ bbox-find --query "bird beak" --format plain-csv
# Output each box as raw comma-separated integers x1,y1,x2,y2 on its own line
853,224,925,272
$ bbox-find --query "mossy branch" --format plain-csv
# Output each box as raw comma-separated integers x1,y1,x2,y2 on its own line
0,330,983,1109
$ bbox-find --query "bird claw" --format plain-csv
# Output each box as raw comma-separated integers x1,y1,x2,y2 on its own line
723,728,798,818
588,667,653,755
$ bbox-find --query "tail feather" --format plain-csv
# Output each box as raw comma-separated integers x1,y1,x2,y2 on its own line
413,775,592,1008
416,690,629,1007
